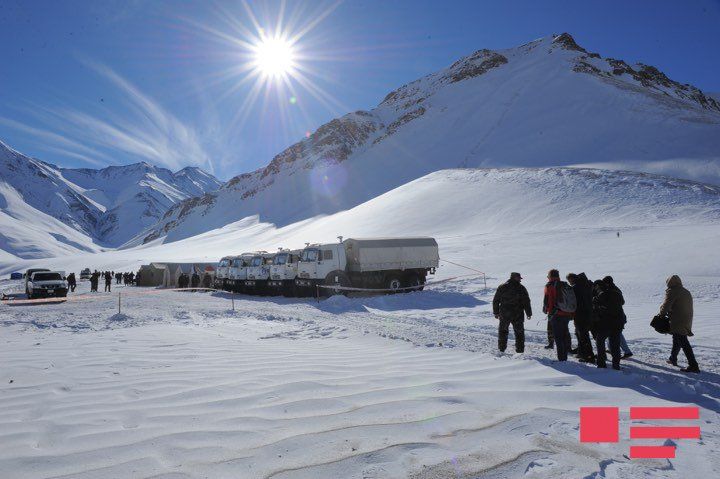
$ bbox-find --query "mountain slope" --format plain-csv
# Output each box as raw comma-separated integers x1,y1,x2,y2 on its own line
8,166,719,275
0,140,221,257
141,33,720,245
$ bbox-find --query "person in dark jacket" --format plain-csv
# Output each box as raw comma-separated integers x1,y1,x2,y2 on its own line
67,272,77,293
543,269,573,361
116,272,122,284
568,273,595,362
104,271,112,292
191,272,201,289
602,276,633,358
592,280,625,369
493,272,532,353
90,270,99,292
203,272,212,288
659,275,699,373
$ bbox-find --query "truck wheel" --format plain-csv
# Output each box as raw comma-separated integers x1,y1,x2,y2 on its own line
386,275,403,293
283,282,297,298
405,273,424,292
324,271,351,296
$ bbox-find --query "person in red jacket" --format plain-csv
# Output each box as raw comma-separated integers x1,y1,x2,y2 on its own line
543,269,574,361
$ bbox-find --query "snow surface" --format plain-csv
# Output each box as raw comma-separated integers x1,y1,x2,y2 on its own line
1,166,719,477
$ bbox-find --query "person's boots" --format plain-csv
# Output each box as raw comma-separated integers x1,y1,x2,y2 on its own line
544,341,554,350
666,358,678,366
681,365,700,373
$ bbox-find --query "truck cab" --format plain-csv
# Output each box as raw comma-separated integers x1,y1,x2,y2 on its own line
27,271,68,299
268,249,301,296
215,256,234,290
296,237,439,296
295,243,348,292
244,252,274,294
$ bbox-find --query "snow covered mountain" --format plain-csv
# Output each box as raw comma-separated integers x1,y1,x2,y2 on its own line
59,162,221,246
138,33,720,245
0,140,221,258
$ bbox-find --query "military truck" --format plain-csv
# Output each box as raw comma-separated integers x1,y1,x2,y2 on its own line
268,249,302,296
243,252,276,295
295,237,439,296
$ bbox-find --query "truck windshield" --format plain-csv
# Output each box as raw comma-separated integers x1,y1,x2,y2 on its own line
231,259,244,267
251,257,263,267
301,249,319,262
273,254,288,265
33,273,62,281
219,259,230,267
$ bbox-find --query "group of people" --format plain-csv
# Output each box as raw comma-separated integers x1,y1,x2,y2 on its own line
115,271,135,285
492,270,700,373
88,270,136,292
178,271,213,289
178,272,201,289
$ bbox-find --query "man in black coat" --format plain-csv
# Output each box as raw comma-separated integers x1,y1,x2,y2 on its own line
568,273,595,362
592,280,625,370
90,270,99,292
493,272,532,353
67,272,77,293
104,271,112,292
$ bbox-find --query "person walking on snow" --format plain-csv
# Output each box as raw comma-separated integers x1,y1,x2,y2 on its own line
543,269,574,361
90,270,99,292
567,273,595,363
493,272,532,353
66,272,77,293
602,276,633,359
660,275,700,373
592,279,625,370
104,271,112,292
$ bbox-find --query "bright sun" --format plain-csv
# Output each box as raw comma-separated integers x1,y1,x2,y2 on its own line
253,36,295,78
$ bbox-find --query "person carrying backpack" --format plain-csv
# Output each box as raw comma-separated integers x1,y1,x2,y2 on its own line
493,272,532,353
659,275,699,373
543,269,576,361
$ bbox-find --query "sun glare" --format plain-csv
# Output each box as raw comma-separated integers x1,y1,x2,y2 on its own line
253,36,295,78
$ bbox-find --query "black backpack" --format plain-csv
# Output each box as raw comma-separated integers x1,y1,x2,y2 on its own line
650,314,670,334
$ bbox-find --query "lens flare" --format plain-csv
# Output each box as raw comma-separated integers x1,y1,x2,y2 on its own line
253,36,295,78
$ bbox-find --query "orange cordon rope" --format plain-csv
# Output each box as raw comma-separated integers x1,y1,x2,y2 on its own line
439,258,487,275
316,273,481,292
0,287,224,306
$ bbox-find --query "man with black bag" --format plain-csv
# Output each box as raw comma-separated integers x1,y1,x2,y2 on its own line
659,275,700,373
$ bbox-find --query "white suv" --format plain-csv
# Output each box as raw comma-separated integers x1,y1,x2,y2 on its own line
26,271,68,299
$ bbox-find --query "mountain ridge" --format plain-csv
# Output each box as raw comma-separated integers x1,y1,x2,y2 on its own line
138,32,720,246
0,139,221,257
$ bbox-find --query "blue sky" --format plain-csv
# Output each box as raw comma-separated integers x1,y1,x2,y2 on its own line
1,0,719,180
